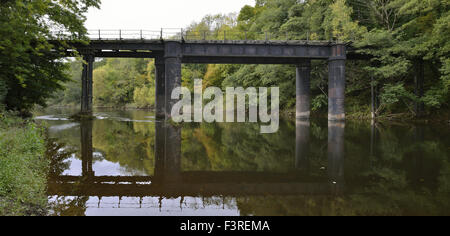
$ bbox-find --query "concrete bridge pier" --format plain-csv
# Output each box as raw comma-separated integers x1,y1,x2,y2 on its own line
296,60,311,120
164,42,182,120
328,44,346,121
155,57,166,119
81,54,94,115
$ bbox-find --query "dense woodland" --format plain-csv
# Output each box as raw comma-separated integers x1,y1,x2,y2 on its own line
46,0,450,119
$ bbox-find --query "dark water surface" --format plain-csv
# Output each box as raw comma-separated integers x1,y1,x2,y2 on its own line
34,108,450,216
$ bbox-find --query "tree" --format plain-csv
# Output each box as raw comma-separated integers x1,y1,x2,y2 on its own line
323,0,367,41
356,0,450,116
0,0,100,115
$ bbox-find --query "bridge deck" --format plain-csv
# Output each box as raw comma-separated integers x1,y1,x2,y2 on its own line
53,39,350,64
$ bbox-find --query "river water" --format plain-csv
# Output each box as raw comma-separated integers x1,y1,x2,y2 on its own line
34,108,450,216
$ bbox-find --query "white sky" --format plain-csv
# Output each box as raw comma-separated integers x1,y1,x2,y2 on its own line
85,0,255,30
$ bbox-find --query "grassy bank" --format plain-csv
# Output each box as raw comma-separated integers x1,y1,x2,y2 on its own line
0,112,49,216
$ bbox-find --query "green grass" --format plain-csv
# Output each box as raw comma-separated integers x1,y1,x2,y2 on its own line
0,112,49,216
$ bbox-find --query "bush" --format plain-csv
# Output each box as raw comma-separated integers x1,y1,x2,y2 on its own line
0,113,49,215
133,85,155,108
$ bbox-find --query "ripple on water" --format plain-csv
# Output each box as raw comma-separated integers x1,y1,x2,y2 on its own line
35,115,69,121
49,123,79,131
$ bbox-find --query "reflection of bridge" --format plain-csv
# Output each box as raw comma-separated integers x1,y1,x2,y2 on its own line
52,32,349,121
47,120,345,198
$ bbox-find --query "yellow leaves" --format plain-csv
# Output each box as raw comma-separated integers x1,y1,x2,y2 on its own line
203,64,225,88
146,60,155,82
309,32,320,41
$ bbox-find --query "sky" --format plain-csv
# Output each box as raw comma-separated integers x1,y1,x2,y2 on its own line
85,0,255,30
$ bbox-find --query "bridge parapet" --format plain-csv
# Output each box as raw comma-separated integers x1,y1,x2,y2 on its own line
50,29,346,43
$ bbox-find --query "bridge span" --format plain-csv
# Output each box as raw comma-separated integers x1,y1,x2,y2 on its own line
52,32,348,121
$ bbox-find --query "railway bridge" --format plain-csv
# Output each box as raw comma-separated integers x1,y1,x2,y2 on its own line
51,29,351,121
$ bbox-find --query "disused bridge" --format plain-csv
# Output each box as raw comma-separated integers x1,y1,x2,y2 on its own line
53,36,350,121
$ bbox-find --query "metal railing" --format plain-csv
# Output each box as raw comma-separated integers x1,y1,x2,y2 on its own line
50,28,335,43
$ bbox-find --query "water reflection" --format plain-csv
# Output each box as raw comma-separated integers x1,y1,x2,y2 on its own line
48,119,342,198
39,108,450,216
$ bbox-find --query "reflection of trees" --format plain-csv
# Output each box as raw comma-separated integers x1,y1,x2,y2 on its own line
44,110,450,215
182,122,296,172
45,137,75,177
46,136,87,216
92,120,155,175
48,197,88,216
236,124,450,216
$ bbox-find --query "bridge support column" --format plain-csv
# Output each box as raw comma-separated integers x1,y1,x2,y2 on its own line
81,54,94,115
164,42,182,120
295,119,310,172
155,57,166,119
296,60,311,120
328,121,345,193
328,44,346,121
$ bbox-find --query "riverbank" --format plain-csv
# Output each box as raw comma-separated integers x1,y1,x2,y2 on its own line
0,112,49,216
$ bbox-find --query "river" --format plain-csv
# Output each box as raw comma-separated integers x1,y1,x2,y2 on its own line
34,108,450,216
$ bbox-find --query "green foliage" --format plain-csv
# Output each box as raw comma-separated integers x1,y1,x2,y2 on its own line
133,86,155,108
47,61,83,107
0,79,7,107
380,83,416,105
0,113,49,215
323,0,367,41
0,0,100,113
93,58,153,107
311,94,328,112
